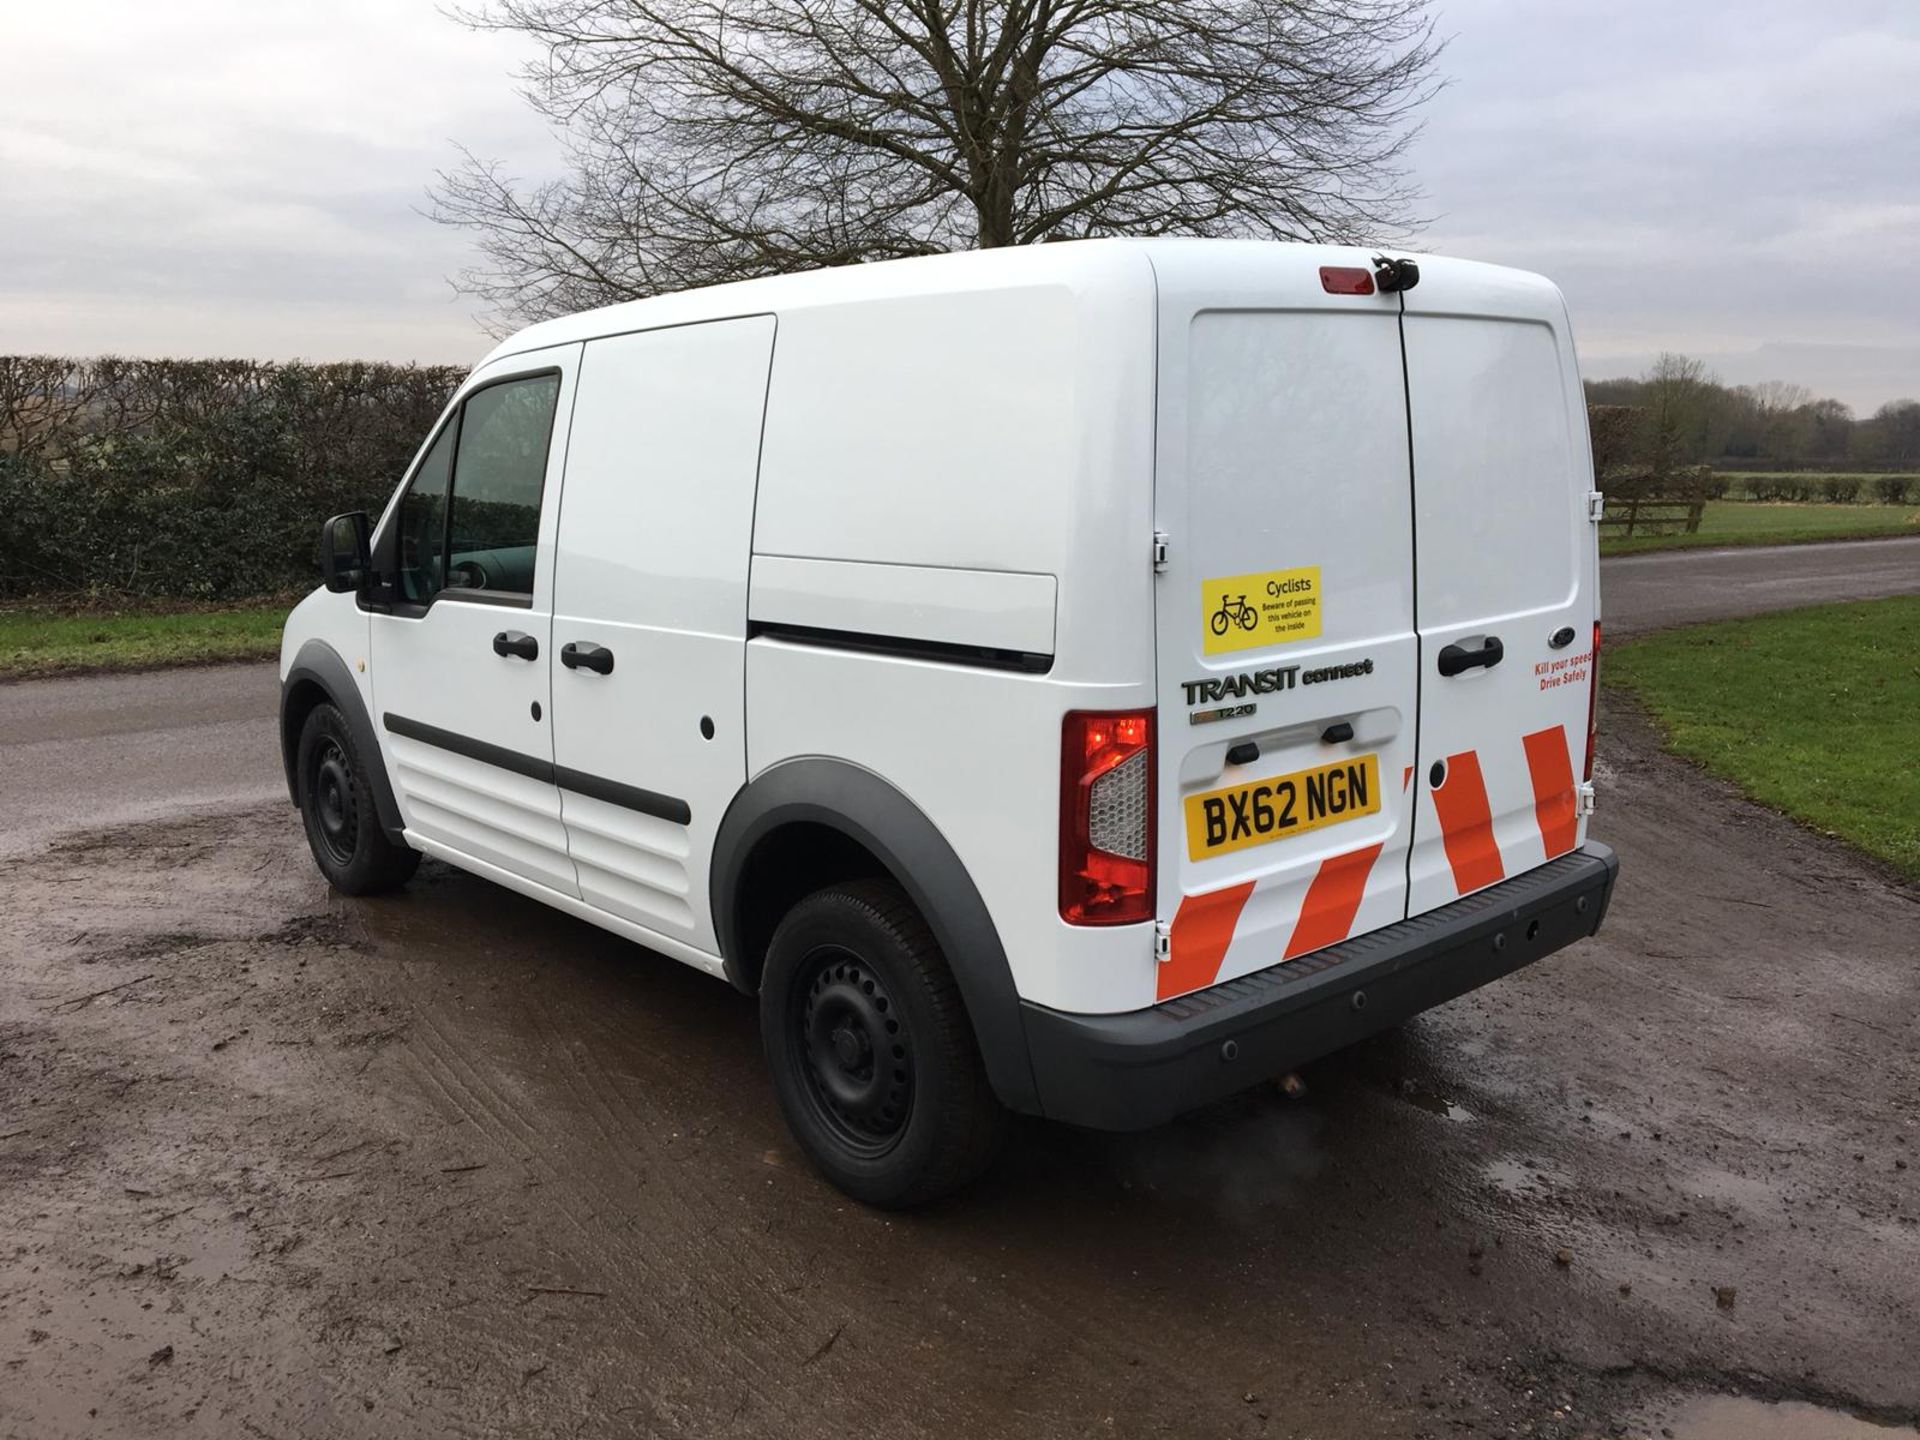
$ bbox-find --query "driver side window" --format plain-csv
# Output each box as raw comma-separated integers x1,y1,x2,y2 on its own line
396,422,453,604
393,371,561,607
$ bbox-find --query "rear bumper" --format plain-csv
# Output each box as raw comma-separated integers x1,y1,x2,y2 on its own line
1019,842,1619,1130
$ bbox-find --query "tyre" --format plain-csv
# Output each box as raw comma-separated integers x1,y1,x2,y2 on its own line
295,702,420,896
1237,604,1259,631
1210,609,1230,636
760,880,1004,1208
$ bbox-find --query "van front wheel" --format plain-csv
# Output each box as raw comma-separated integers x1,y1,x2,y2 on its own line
760,880,1004,1208
295,702,419,896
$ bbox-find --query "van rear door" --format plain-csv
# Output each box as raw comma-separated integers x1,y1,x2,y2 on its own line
1400,263,1597,918
1151,251,1419,1002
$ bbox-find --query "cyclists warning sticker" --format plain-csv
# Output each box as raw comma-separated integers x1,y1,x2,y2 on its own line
1201,566,1322,654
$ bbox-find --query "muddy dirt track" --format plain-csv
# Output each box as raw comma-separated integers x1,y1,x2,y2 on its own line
3,545,1919,1439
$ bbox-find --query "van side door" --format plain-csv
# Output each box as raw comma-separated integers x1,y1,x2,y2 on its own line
548,316,777,956
368,344,582,897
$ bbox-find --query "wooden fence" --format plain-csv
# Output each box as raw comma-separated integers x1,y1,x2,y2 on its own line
1599,497,1706,538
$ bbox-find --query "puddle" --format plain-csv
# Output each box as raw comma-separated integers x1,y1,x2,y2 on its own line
1397,1081,1474,1123
1484,1155,1570,1196
1668,1396,1919,1439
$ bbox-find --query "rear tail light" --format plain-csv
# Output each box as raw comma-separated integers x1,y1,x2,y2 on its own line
1060,708,1156,925
1584,621,1603,781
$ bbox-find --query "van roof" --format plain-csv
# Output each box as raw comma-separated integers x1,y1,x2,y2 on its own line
478,238,1566,368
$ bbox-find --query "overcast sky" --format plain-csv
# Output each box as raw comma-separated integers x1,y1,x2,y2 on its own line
3,0,1916,411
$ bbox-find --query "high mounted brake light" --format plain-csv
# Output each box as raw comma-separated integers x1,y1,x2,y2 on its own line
1320,266,1376,296
1060,708,1156,925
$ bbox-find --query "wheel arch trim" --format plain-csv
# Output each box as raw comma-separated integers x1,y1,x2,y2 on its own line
710,757,1041,1115
281,639,406,844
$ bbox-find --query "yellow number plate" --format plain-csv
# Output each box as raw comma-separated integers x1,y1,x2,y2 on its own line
1184,754,1382,861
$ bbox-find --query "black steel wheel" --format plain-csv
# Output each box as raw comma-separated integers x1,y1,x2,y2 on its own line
792,945,915,1158
307,733,360,869
294,702,419,896
761,880,1003,1208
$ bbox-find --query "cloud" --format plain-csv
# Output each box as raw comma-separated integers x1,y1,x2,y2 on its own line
1,0,1915,409
1413,0,1920,409
0,0,556,363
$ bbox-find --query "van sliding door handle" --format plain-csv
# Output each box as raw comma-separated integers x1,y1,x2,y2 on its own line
560,641,614,675
492,630,539,661
1437,636,1504,676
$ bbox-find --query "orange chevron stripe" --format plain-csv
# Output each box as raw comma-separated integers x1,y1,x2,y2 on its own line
1284,842,1385,960
1522,724,1579,860
1158,881,1255,1001
1432,749,1504,895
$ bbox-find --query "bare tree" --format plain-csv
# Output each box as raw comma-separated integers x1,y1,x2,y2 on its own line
1741,379,1812,464
1746,380,1811,415
1642,352,1716,477
1865,399,1920,469
1803,397,1854,463
433,0,1443,323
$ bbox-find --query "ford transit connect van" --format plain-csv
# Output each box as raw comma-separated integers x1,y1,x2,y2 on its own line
282,239,1619,1207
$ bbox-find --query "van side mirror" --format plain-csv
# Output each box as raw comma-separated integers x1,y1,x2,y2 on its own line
320,511,373,594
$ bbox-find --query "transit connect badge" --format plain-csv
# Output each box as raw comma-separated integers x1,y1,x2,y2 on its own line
1202,566,1322,655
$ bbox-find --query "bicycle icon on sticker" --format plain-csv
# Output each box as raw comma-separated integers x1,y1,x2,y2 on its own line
1209,593,1261,636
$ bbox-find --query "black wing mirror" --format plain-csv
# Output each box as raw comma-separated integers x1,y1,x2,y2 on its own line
319,511,373,594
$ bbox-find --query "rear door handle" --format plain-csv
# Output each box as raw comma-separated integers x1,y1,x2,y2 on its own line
1437,635,1504,677
492,630,538,662
560,641,614,676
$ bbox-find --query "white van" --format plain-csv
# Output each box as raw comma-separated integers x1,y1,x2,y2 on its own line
282,239,1619,1206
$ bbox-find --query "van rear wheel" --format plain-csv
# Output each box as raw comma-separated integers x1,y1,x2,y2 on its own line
760,880,1003,1208
295,702,419,896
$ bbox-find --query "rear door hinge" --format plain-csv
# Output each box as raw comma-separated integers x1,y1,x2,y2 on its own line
1577,780,1597,817
1587,490,1606,523
1152,529,1170,574
1153,920,1172,962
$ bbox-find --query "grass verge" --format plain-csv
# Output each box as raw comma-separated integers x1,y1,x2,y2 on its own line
1607,596,1920,882
1601,500,1920,556
0,603,287,680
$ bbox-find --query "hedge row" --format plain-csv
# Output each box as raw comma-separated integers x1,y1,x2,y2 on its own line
0,356,463,600
1735,474,1915,504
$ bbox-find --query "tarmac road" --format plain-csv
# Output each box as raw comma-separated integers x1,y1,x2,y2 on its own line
1599,534,1920,637
0,662,283,859
1,539,1917,1439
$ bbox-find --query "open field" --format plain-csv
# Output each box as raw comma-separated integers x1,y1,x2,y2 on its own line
1600,499,1920,555
1607,595,1920,881
0,603,286,679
